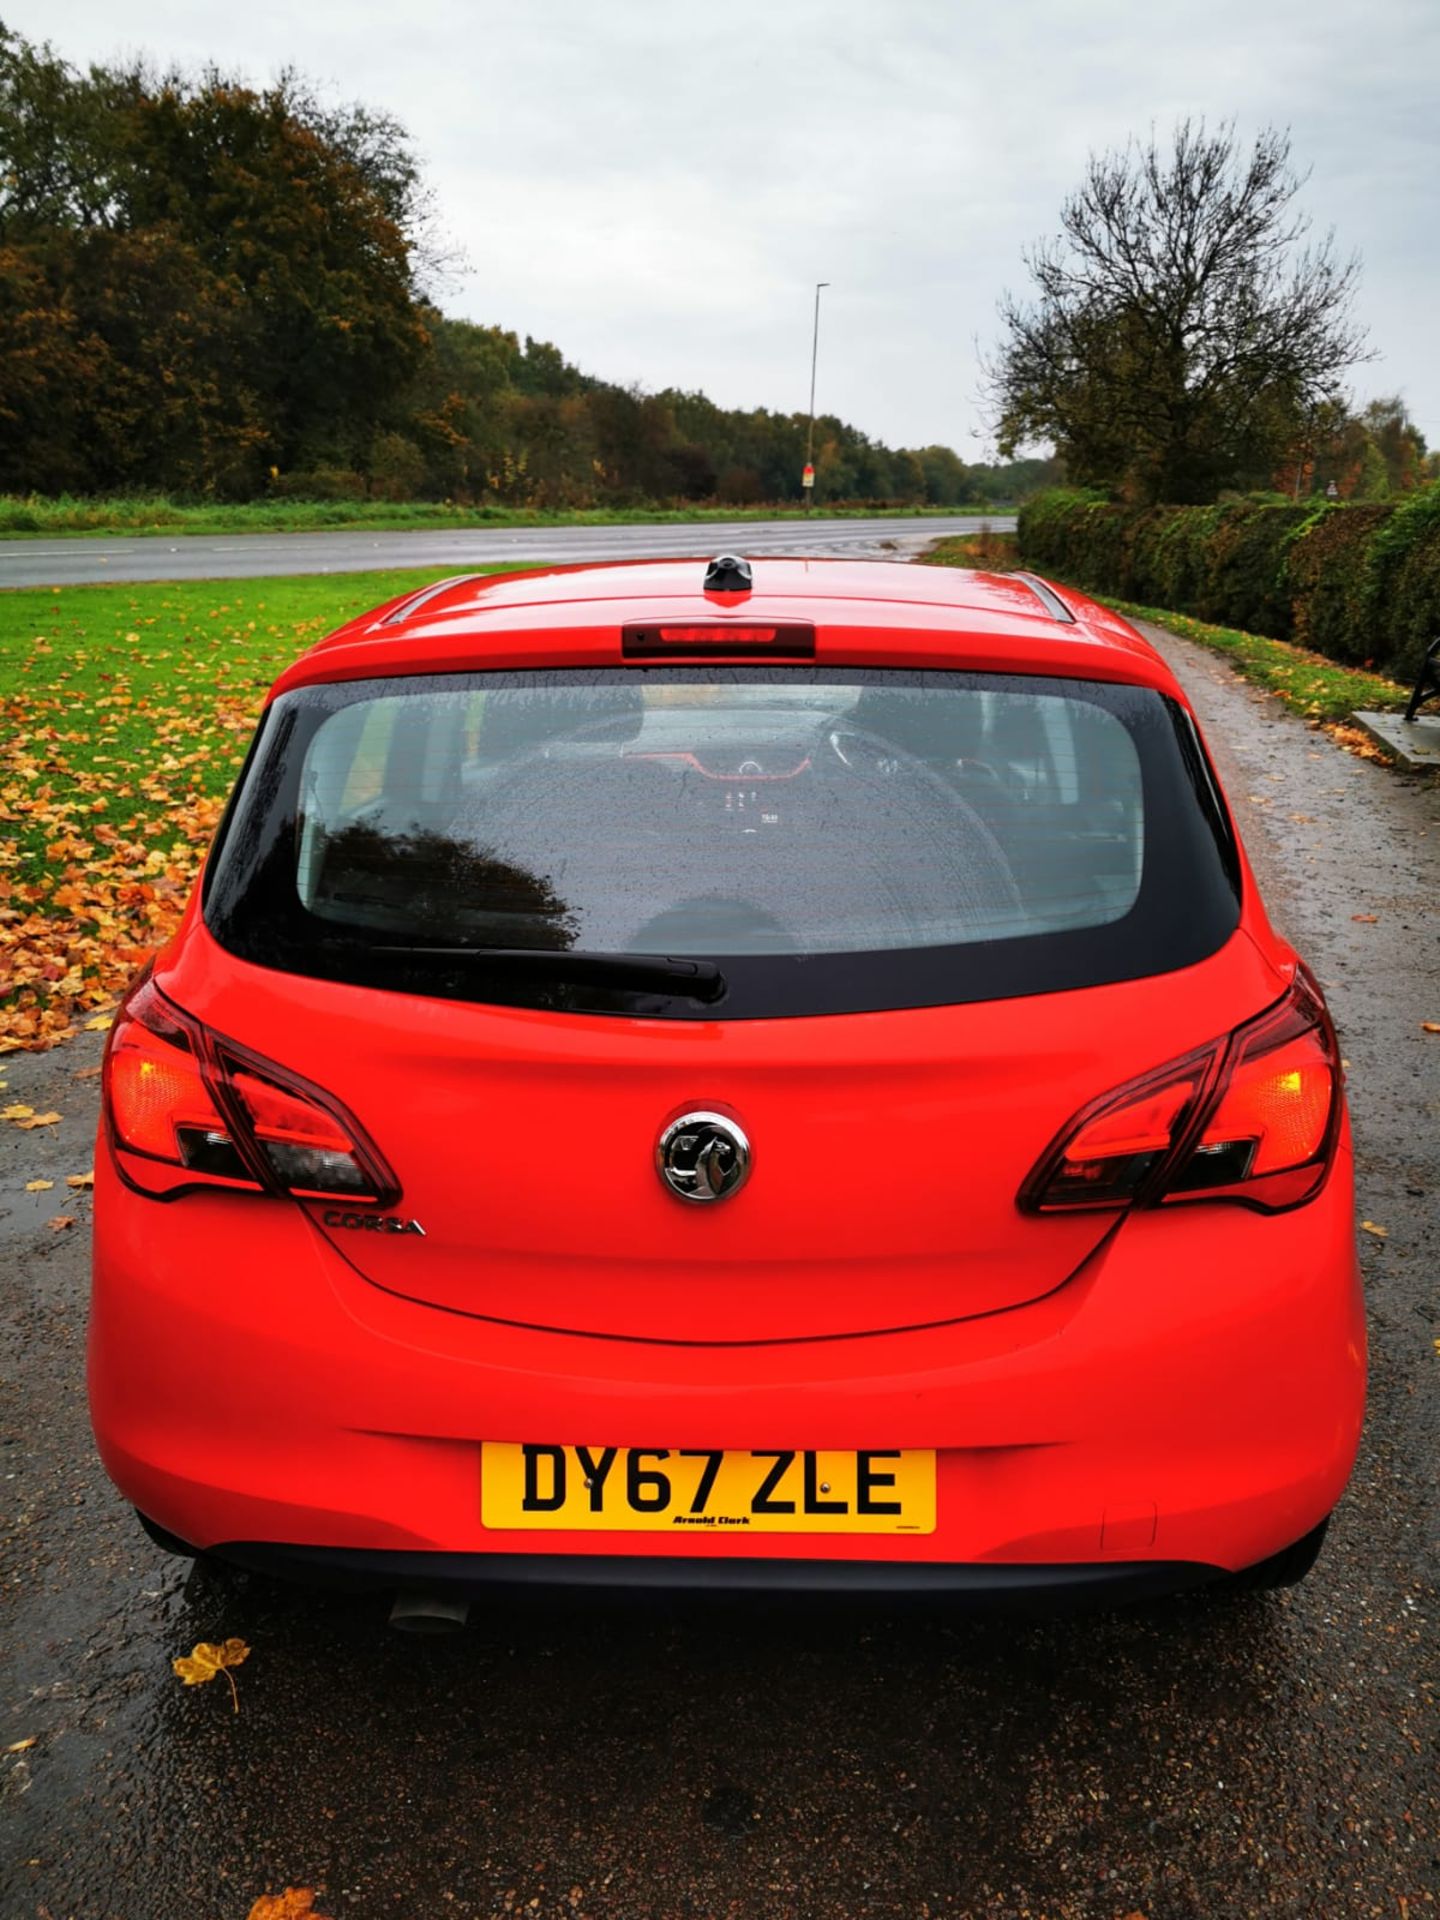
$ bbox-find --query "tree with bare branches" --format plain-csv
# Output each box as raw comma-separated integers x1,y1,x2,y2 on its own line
989,122,1371,504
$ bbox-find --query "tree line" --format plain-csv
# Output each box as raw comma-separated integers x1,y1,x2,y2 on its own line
0,23,1051,509
13,39,1414,516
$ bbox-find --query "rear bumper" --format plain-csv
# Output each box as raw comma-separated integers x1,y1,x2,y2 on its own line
89,1137,1366,1582
206,1540,1222,1605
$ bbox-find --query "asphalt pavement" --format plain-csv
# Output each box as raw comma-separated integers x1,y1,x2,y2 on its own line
1,614,1436,1920
0,513,1014,588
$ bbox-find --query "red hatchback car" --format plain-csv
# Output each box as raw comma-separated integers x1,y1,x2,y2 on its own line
89,556,1365,1617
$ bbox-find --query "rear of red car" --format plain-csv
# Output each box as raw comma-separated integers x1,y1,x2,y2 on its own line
88,560,1364,1604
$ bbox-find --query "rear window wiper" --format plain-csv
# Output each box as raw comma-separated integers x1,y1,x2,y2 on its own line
368,944,728,1004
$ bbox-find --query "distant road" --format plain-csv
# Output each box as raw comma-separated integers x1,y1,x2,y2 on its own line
0,513,1015,589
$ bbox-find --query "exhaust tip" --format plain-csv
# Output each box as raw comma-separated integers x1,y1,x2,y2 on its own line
389,1589,471,1635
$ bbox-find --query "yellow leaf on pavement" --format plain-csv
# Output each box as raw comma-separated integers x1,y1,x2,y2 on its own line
25,1179,54,1192
46,1215,76,1232
15,1111,61,1130
172,1637,251,1712
84,1013,114,1032
1423,1022,1440,1035
65,1171,94,1189
1360,1220,1389,1239
1,1104,35,1121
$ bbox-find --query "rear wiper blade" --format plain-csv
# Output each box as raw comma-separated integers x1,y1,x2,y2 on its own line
369,944,727,1004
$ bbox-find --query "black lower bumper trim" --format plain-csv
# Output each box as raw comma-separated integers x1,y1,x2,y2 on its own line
209,1541,1223,1605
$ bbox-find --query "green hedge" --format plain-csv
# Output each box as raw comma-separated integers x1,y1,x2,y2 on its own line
1284,504,1392,664
1018,487,1440,682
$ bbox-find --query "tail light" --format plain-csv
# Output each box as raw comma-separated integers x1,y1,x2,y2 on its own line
1019,971,1341,1216
103,977,398,1204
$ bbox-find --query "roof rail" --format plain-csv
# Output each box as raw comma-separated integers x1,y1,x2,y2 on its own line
1012,571,1076,625
380,573,488,627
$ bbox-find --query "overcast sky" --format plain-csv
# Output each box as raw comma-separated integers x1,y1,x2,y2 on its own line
17,0,1440,457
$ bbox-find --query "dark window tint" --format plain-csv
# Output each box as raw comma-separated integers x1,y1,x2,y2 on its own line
206,669,1240,1020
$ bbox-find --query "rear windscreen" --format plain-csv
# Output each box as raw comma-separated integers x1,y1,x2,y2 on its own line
205,668,1240,1019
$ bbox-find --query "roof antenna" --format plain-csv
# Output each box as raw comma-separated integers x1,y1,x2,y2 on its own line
704,554,753,593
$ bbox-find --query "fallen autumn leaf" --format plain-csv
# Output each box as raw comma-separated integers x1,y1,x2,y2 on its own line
246,1890,333,1920
172,1636,251,1712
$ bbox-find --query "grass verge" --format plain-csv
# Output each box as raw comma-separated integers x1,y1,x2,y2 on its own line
0,566,520,1050
917,529,1021,572
0,495,1009,540
920,535,1408,724
1096,600,1408,724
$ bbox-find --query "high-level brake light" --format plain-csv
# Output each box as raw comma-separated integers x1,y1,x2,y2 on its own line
622,622,815,658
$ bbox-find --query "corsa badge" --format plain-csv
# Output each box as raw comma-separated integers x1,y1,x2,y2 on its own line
322,1210,426,1236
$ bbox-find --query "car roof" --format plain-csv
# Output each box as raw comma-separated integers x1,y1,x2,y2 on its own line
269,556,1182,701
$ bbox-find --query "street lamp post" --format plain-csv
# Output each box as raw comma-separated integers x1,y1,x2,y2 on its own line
804,281,829,512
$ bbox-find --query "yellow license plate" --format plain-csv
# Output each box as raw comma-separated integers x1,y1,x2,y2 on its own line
480,1444,935,1535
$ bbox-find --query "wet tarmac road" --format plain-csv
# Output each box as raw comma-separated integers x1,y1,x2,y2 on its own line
0,514,1015,589
2,616,1437,1920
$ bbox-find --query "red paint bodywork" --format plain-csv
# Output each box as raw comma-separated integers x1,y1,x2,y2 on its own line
88,561,1366,1583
